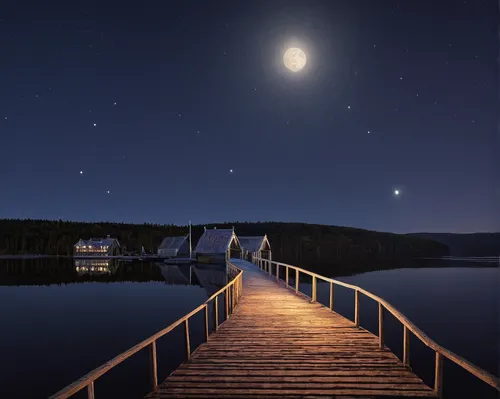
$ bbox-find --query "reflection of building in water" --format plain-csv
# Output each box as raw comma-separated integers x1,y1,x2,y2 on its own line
158,264,228,296
74,259,118,275
191,265,228,296
73,235,121,257
158,265,191,285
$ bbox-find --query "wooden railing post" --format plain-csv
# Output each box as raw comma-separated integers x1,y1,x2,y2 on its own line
204,304,209,342
149,341,158,391
378,303,384,349
354,290,360,327
295,270,299,293
214,296,219,329
235,279,239,305
285,266,289,287
403,325,410,368
230,285,233,314
276,263,279,281
329,281,334,310
434,352,444,397
312,276,317,302
268,260,272,275
225,288,229,319
87,382,95,399
184,319,191,360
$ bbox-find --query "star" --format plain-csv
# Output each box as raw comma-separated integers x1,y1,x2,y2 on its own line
347,105,351,109
367,130,371,134
399,77,403,80
229,169,233,173
113,102,117,106
394,189,400,196
178,113,182,118
4,117,7,120
93,123,97,127
196,130,200,134
79,171,83,175
106,190,111,194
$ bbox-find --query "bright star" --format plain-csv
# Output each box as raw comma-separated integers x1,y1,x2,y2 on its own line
347,105,351,109
79,171,83,175
394,189,400,196
229,169,233,173
93,123,97,127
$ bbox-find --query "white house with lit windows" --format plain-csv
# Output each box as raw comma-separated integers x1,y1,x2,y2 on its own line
73,236,121,257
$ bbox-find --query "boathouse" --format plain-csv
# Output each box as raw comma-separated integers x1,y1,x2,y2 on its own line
193,228,242,264
239,234,272,261
157,235,191,258
73,236,121,257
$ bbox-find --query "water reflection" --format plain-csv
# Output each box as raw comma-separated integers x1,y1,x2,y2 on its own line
159,264,228,296
0,257,227,399
75,259,117,275
0,258,229,295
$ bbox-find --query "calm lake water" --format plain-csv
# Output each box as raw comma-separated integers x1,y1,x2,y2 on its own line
0,258,498,399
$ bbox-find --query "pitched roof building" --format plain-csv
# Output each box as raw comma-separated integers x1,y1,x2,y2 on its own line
157,235,191,258
193,228,242,264
239,235,272,260
74,236,121,256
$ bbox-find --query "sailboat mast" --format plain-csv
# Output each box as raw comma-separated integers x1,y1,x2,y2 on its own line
189,221,192,259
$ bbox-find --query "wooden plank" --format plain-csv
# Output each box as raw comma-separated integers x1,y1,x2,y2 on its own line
151,388,437,397
172,369,419,377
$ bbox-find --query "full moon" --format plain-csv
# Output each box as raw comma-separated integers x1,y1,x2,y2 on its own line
283,48,307,72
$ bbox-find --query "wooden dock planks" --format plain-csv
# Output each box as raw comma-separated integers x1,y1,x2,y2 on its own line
146,260,437,398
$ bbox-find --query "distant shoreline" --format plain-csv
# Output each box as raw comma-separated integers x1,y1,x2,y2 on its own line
0,254,159,260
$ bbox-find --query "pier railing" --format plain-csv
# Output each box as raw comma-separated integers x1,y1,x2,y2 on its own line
49,261,243,399
252,255,500,397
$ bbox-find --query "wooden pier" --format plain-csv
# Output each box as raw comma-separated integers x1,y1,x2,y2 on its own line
50,258,500,399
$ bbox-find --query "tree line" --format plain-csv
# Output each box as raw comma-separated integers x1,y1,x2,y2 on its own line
0,219,449,273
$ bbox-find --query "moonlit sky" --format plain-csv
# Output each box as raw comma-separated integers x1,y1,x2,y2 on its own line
0,0,498,233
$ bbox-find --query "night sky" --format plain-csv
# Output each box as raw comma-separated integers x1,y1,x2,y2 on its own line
1,0,498,233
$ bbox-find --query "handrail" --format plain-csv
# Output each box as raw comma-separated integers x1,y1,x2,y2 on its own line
253,255,500,396
49,261,244,399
